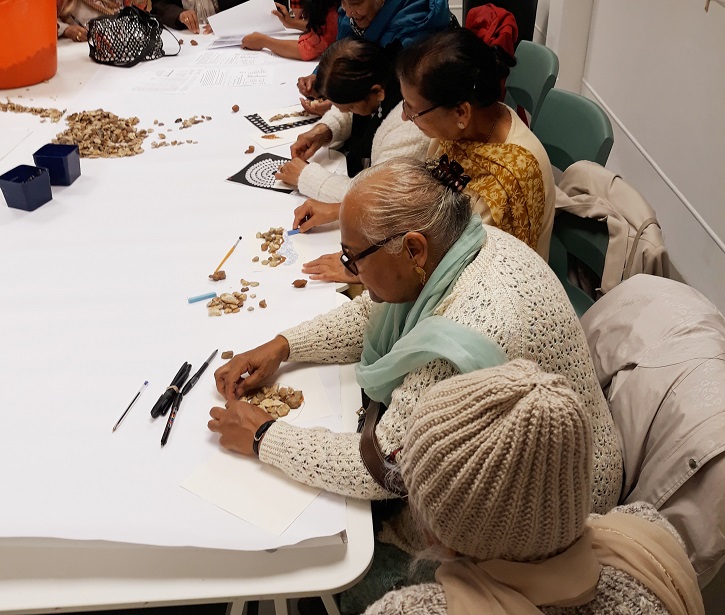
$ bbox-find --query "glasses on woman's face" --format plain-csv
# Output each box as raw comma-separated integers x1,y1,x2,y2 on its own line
402,99,440,124
340,232,408,276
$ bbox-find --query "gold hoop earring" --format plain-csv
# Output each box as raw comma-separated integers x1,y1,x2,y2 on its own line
413,265,427,286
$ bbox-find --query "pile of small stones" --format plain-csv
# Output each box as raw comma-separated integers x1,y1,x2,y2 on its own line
207,279,264,316
0,99,65,122
241,385,304,418
53,109,148,158
256,227,286,267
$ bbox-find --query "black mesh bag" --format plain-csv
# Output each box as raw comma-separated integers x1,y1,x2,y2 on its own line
88,6,178,68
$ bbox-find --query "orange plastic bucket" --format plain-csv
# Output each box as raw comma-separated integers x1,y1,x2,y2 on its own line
0,0,57,89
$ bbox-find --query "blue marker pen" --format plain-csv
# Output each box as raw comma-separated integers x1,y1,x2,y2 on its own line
188,292,217,304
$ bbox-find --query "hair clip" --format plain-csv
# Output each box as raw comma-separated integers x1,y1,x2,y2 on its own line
426,154,471,193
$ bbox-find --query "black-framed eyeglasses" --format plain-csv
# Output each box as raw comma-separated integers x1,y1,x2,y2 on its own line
340,231,408,275
402,99,440,123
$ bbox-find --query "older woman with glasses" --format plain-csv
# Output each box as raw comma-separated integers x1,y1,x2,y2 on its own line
210,155,621,513
209,156,622,613
398,27,557,261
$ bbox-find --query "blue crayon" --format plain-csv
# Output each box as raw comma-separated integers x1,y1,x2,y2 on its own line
188,292,217,304
287,228,301,236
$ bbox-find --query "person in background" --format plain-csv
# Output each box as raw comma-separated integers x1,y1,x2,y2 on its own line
241,0,340,61
296,0,451,116
275,37,429,266
152,0,244,34
398,27,557,261
56,0,150,42
364,360,704,615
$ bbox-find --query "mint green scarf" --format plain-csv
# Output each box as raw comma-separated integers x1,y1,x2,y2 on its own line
356,217,508,405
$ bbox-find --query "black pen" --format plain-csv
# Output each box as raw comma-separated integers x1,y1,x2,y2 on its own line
160,350,217,447
160,391,182,447
181,349,218,397
150,362,190,418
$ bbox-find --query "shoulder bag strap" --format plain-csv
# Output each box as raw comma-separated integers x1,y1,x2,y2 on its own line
359,401,408,496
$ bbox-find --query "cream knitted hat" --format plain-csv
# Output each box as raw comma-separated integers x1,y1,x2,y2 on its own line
401,359,593,562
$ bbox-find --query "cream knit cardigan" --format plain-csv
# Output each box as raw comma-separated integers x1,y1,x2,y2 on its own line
296,102,431,203
260,226,622,513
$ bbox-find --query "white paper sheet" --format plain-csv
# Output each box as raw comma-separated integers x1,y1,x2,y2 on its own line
247,124,309,149
195,49,274,65
207,35,246,49
0,42,353,553
0,128,32,162
128,66,273,93
208,0,288,36
182,450,320,534
200,66,273,87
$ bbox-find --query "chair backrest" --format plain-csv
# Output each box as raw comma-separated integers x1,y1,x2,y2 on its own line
504,40,559,126
548,233,595,318
533,88,614,171
463,0,539,43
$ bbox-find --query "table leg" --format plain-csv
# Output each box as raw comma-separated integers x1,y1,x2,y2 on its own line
321,594,341,615
226,600,246,615
273,596,290,615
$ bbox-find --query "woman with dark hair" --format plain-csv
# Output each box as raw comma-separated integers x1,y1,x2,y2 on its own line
241,0,340,61
398,27,557,260
296,0,451,116
275,37,429,238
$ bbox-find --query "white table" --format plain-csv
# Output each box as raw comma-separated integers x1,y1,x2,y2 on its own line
0,36,372,615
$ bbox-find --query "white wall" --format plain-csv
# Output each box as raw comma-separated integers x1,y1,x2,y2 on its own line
541,0,725,311
534,0,549,43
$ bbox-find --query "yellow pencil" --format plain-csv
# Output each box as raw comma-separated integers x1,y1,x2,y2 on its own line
214,236,242,273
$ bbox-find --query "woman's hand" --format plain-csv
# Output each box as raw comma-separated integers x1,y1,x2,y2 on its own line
275,158,307,187
179,9,199,33
300,97,333,117
241,32,268,50
272,3,307,30
214,336,290,402
297,74,318,98
208,400,272,456
302,251,361,283
290,124,333,160
64,25,87,42
293,199,341,232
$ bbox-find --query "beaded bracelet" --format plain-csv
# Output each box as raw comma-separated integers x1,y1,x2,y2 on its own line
252,419,276,456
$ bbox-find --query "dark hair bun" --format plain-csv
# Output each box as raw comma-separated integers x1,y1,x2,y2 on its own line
426,154,471,192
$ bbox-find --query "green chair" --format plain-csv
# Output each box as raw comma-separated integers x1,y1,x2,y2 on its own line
548,234,595,318
533,88,614,171
504,40,559,127
534,89,614,317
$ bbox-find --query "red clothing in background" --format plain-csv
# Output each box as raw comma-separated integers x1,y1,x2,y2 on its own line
297,6,338,61
465,3,518,58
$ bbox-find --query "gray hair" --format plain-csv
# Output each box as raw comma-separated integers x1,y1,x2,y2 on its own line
347,157,472,255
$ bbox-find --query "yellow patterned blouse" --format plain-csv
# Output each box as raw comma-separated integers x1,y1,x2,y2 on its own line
438,140,546,253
